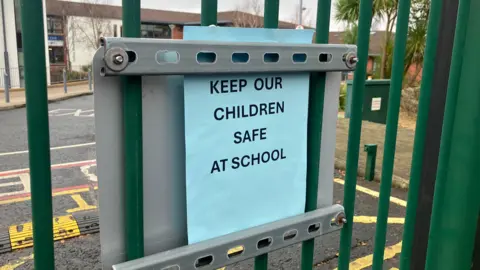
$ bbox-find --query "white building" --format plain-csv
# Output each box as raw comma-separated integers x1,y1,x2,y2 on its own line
0,0,50,88
0,0,296,89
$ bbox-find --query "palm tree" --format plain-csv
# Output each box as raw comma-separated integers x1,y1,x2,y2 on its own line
403,0,429,85
334,0,398,79
343,23,358,45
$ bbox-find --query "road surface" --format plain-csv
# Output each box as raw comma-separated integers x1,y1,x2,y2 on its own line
0,96,407,269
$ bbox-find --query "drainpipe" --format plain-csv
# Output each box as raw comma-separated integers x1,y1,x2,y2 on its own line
1,0,10,88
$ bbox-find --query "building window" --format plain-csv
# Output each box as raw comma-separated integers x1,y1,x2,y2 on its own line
140,24,171,39
14,0,21,31
13,0,22,51
113,24,118,37
49,47,65,64
16,33,22,51
47,16,64,34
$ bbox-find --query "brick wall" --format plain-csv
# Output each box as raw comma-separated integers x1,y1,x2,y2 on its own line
172,25,184,39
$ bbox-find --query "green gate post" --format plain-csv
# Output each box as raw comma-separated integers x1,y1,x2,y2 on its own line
424,0,480,268
122,0,144,260
254,2,279,269
399,0,443,267
423,0,470,265
371,0,411,267
337,0,373,268
20,0,55,269
300,0,332,269
363,144,377,181
263,0,279,28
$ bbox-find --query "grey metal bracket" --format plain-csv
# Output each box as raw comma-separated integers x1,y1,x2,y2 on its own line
100,37,357,76
112,204,345,270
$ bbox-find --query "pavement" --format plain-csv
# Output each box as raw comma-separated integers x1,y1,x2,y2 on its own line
335,117,414,189
0,83,93,111
0,95,409,269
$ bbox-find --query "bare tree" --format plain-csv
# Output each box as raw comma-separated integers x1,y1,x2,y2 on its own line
289,5,314,27
232,0,264,28
70,0,113,51
58,1,76,69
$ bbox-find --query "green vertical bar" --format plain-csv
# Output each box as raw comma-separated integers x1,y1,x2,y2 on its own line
264,0,279,28
20,0,54,269
122,0,144,261
424,0,480,267
300,0,331,269
254,2,279,269
364,144,377,181
424,0,471,268
399,0,443,268
337,0,373,268
201,0,217,26
371,0,411,268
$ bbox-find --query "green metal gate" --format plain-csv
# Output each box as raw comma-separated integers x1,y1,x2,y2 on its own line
18,0,480,269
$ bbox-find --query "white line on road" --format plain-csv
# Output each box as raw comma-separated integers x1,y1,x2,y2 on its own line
80,164,98,182
0,181,18,188
0,159,96,177
0,173,31,197
49,108,94,117
0,142,96,157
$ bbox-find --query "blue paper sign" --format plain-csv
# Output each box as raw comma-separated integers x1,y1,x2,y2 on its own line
184,26,314,244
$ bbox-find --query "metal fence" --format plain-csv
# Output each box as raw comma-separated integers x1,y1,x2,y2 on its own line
1,65,93,103
0,66,91,89
50,65,92,85
18,0,479,269
0,67,24,88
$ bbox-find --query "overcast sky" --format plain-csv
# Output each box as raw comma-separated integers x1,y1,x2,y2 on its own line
106,0,347,31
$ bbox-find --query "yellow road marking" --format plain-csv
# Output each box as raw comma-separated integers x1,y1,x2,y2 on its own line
334,178,407,207
54,187,91,197
9,215,80,250
354,216,405,224
335,241,402,270
333,178,406,269
227,245,244,254
0,196,32,205
67,194,97,213
0,254,34,270
391,268,399,270
0,185,98,205
0,177,407,270
216,247,245,270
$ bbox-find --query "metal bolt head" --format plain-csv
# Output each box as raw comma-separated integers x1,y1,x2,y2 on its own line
104,47,129,72
349,57,358,65
113,54,124,65
344,52,358,69
331,212,347,226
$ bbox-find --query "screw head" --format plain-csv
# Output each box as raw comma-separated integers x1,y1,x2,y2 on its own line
104,47,129,72
331,212,347,226
344,52,358,69
113,54,124,65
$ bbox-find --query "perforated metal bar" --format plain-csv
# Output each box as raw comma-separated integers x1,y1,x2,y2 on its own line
112,205,345,270
100,38,357,76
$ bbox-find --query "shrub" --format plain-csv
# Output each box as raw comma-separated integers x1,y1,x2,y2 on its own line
66,70,88,81
81,65,92,72
339,82,347,111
